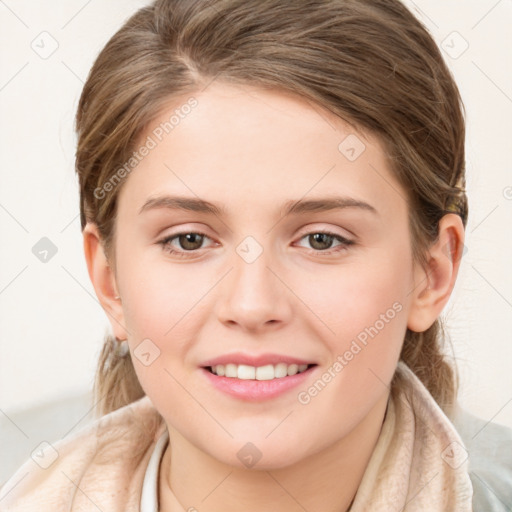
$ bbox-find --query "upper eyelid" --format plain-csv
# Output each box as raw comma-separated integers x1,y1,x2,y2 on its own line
296,225,354,240
160,221,354,238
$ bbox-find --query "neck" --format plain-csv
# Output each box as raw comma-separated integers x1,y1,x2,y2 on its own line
159,390,390,512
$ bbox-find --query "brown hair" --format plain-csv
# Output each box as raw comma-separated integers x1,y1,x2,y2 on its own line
75,0,467,418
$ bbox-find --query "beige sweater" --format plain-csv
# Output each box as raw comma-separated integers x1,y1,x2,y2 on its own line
0,362,473,511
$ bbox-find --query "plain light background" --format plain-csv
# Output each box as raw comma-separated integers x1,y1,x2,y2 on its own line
1,0,511,483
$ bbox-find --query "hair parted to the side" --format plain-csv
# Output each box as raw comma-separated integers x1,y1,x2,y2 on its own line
75,0,468,418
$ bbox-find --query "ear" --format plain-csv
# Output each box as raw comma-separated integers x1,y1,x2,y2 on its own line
407,213,465,332
83,222,128,341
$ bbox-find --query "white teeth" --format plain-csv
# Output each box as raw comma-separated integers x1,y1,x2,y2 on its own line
225,364,237,377
237,364,255,380
255,364,274,381
210,363,311,380
287,364,299,376
274,363,288,378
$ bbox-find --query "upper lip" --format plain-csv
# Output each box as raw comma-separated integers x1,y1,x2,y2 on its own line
201,352,316,368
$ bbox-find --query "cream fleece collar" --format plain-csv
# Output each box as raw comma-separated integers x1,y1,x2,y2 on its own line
349,361,473,511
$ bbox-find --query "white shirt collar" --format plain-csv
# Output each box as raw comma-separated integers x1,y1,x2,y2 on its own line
140,429,169,512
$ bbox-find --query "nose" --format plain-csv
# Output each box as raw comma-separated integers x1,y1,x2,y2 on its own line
215,243,293,333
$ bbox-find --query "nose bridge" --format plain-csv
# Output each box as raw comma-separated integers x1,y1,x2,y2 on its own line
216,234,291,330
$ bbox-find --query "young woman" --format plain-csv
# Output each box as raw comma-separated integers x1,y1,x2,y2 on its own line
1,0,511,511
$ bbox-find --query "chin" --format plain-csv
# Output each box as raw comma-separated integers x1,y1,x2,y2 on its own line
207,436,314,471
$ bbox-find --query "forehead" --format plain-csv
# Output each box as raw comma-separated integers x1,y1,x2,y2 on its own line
117,82,406,221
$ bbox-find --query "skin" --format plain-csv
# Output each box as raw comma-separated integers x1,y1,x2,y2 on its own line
83,82,464,512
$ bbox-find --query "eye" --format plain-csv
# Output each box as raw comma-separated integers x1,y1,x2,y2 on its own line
295,230,354,255
158,231,214,258
158,229,354,259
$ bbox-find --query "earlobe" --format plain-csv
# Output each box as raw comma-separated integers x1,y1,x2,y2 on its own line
407,214,465,333
82,222,128,341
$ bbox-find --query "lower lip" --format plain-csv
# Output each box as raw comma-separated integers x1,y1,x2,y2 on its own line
201,366,316,401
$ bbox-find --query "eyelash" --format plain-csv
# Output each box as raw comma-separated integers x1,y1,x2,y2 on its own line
157,230,355,258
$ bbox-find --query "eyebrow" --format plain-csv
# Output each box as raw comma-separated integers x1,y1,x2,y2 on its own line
138,195,378,217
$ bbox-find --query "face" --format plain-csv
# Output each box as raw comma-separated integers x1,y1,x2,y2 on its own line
111,82,417,468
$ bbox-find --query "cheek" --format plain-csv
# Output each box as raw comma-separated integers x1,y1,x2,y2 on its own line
115,251,204,388
291,254,411,415
293,253,410,417
118,244,200,336
301,254,411,349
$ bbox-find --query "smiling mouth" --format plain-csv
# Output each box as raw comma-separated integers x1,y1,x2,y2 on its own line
206,363,316,380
